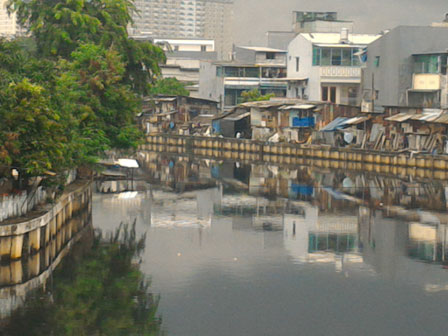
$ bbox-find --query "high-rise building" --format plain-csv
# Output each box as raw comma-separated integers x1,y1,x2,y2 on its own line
0,0,25,38
131,0,233,60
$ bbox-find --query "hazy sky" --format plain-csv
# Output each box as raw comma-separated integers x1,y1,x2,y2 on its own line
233,0,448,45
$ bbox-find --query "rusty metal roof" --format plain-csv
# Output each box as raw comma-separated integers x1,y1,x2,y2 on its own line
432,113,448,124
344,116,370,125
410,111,442,122
385,113,414,122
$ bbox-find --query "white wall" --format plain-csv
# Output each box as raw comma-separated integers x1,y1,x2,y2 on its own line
286,35,320,100
199,61,224,104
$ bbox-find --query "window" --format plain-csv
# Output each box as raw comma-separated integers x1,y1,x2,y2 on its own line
322,86,328,101
322,86,336,103
201,45,207,52
321,48,331,66
342,49,352,66
296,57,300,72
374,56,380,67
266,52,275,60
174,45,179,51
413,54,446,74
313,47,362,66
296,87,300,98
330,87,336,103
331,49,342,66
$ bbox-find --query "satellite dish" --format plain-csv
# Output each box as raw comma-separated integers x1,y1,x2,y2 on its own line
344,132,354,144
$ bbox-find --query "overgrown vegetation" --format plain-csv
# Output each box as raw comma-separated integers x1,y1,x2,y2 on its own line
0,0,166,184
3,222,163,336
241,88,275,102
149,77,190,96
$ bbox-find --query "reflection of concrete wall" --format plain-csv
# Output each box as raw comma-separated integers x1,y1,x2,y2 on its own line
283,205,318,261
0,215,93,319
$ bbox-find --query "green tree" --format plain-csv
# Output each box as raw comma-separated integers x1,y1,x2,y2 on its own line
63,43,143,149
241,88,275,102
9,0,166,95
149,77,190,96
0,79,70,177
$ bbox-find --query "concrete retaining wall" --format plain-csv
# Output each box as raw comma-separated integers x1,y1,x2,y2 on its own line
143,134,448,180
0,180,92,261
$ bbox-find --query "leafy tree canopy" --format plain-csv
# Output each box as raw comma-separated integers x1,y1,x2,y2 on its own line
0,0,167,183
9,0,166,96
241,89,275,103
149,77,190,97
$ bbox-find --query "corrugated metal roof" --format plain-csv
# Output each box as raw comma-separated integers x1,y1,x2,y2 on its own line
431,113,448,124
238,46,286,53
224,111,250,121
320,117,348,131
385,113,414,122
279,104,316,110
344,116,369,125
410,111,442,122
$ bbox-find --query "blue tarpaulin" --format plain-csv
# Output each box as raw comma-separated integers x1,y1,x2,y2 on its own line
212,120,221,134
291,184,314,196
292,117,315,127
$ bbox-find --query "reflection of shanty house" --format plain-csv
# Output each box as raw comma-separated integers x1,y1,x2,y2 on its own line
359,209,448,290
283,203,361,268
150,188,221,228
408,222,448,263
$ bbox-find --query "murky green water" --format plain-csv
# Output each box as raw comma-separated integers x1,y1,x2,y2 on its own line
3,152,448,335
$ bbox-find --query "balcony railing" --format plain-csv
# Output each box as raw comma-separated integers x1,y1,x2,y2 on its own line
320,66,361,81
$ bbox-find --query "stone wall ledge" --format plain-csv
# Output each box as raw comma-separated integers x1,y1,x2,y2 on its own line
0,180,91,237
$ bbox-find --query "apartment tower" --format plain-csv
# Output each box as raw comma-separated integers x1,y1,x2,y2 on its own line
131,0,233,60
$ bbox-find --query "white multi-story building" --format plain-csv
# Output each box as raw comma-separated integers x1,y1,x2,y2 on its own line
286,30,381,105
0,0,24,38
200,46,288,109
131,0,233,60
153,38,217,97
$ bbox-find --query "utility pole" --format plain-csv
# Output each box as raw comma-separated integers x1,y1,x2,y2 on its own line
371,72,375,113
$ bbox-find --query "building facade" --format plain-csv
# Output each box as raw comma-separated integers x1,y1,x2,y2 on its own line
199,46,288,110
266,11,354,54
0,0,24,38
153,38,217,97
361,26,448,111
292,11,354,34
131,0,233,60
287,31,380,105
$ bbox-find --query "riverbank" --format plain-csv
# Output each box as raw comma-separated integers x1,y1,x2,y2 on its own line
0,180,92,260
143,134,448,180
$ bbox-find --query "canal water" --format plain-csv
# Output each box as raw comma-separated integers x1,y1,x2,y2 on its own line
92,152,448,336
2,151,448,335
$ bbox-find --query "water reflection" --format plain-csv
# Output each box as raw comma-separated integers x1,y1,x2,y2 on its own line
1,219,162,336
90,151,448,335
